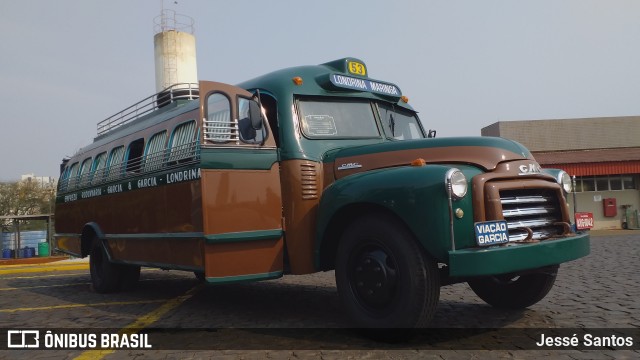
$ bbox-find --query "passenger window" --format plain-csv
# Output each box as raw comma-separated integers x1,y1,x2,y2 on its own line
204,93,233,142
58,166,69,191
91,152,107,184
144,131,168,171
78,158,93,187
106,146,125,180
65,162,79,190
126,138,145,173
169,121,197,163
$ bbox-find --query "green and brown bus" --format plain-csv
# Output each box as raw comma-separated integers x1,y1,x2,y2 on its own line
55,58,589,327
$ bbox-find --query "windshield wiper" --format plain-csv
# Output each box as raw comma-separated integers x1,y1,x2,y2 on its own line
389,113,395,137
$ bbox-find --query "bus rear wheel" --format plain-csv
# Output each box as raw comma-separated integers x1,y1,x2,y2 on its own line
467,266,558,309
119,265,141,291
335,214,440,328
89,238,121,293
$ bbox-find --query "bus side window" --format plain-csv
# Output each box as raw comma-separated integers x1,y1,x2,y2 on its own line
91,152,107,185
64,162,79,191
204,93,233,142
106,146,125,181
144,131,168,172
126,138,145,174
168,120,197,164
77,158,92,188
58,166,67,192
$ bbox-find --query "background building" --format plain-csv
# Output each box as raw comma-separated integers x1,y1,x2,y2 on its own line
20,173,57,188
482,116,640,230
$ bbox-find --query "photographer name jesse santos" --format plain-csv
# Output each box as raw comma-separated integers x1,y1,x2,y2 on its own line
536,333,634,347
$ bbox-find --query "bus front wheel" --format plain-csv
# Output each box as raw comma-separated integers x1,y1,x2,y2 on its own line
468,266,558,309
335,214,440,328
89,238,121,293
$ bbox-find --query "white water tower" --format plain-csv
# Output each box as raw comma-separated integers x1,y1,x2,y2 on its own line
153,9,198,94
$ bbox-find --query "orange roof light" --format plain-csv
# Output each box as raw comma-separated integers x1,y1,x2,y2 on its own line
292,77,303,85
410,158,426,167
401,95,409,103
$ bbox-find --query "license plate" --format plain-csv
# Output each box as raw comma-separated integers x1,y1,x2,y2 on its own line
474,220,510,246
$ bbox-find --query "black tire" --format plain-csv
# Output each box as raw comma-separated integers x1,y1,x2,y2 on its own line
89,238,121,293
468,266,558,309
119,264,141,291
335,214,440,328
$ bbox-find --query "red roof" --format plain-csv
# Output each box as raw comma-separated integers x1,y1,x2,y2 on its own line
533,148,640,176
533,148,640,164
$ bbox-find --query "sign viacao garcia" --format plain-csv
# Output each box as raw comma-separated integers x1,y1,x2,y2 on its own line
474,220,510,246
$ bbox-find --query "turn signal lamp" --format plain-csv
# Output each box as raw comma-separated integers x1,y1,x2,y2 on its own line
401,95,409,103
292,77,303,85
411,158,426,166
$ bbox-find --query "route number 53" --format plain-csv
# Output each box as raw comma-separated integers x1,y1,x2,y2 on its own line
348,61,366,76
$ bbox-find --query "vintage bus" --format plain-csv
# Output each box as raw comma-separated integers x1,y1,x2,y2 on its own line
55,58,589,328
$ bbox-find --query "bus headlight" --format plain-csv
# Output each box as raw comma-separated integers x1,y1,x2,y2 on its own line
445,168,467,200
557,170,572,193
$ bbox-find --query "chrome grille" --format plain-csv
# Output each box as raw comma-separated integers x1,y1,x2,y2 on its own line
500,190,564,242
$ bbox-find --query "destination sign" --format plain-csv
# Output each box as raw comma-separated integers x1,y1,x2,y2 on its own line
329,74,401,97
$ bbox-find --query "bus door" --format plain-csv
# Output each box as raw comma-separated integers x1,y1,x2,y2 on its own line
198,81,284,283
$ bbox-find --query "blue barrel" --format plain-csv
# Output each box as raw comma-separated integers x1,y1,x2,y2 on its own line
29,247,35,258
2,248,10,259
23,247,32,258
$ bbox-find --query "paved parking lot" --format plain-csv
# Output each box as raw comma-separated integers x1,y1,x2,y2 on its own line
0,232,638,359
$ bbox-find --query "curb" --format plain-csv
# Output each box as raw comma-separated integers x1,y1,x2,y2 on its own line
0,256,70,266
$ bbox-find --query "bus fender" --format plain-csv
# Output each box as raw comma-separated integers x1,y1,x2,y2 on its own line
315,164,456,269
81,222,109,259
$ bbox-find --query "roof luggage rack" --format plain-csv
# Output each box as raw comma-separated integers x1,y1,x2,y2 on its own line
96,83,199,136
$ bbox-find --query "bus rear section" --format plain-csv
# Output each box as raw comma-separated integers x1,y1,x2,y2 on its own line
55,81,285,291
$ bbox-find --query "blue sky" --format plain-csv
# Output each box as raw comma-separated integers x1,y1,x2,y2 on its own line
1,0,639,180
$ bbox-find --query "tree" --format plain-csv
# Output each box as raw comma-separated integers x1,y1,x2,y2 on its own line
0,180,56,228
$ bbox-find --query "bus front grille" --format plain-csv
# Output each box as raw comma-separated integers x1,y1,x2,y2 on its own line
499,189,564,242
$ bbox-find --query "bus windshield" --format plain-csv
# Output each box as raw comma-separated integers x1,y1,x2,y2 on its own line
297,98,424,140
378,103,425,140
298,99,380,139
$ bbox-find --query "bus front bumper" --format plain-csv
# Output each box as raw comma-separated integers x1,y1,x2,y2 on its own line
447,232,590,277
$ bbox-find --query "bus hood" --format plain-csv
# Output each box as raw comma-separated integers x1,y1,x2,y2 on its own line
324,137,534,180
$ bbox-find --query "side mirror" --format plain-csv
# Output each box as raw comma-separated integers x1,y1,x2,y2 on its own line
249,100,263,130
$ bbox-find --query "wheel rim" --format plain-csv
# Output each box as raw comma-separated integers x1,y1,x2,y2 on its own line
491,274,521,285
348,242,399,312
